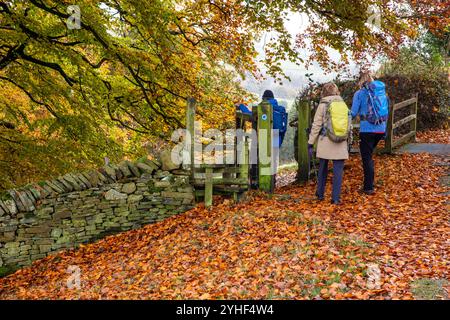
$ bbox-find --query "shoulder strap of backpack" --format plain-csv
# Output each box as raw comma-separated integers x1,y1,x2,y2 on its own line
323,100,333,118
322,100,334,127
317,100,331,136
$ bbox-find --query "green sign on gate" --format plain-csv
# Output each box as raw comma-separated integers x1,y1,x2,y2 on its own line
256,101,275,193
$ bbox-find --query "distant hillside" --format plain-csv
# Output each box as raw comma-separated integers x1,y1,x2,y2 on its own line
242,71,307,101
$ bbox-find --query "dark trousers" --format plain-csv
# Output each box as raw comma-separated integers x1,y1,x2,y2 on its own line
317,159,345,202
359,132,384,191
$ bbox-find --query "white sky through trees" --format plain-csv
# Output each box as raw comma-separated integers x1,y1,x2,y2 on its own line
244,11,380,102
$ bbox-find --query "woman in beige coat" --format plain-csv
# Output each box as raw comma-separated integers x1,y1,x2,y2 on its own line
308,82,349,204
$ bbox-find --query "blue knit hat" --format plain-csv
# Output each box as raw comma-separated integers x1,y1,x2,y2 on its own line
262,90,274,99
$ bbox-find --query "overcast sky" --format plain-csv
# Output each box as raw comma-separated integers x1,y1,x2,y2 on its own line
244,11,378,102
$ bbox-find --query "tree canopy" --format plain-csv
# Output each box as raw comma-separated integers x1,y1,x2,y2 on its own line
0,0,448,188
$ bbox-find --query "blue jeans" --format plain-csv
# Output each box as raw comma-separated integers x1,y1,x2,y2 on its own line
316,159,345,202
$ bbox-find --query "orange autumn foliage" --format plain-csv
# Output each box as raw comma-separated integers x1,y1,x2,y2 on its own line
0,142,448,299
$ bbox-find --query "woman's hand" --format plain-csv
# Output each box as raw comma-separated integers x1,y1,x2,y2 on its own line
308,144,314,158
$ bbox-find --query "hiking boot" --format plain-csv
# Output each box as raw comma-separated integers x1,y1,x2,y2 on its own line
359,189,375,195
331,200,341,205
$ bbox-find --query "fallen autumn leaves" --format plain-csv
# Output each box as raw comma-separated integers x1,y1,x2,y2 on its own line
416,129,450,144
0,151,448,300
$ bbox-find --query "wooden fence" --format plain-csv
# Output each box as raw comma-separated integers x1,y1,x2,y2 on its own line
186,99,274,207
384,94,419,153
192,145,249,207
186,99,249,207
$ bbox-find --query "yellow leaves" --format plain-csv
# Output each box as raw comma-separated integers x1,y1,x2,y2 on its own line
199,293,211,299
218,262,228,271
135,276,146,285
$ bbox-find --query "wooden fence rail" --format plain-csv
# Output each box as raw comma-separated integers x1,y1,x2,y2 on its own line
385,94,418,152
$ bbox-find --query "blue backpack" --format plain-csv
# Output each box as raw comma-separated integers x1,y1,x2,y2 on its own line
237,103,252,115
363,80,389,125
267,99,288,146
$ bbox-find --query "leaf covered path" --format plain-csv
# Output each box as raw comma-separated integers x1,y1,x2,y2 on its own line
0,152,448,299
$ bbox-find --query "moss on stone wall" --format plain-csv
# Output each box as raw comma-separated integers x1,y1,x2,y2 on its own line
0,158,194,271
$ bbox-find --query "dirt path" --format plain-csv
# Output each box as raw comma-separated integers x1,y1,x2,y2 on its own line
397,143,450,156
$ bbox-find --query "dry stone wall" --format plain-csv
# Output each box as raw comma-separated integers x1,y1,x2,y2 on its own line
0,158,194,271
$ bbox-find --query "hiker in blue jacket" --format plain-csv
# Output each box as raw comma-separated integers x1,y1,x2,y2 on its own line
261,90,288,148
351,72,389,195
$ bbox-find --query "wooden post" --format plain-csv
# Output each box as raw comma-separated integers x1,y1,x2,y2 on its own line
239,137,249,181
204,167,213,207
297,100,310,182
410,93,418,142
257,101,274,193
384,99,394,154
186,98,196,179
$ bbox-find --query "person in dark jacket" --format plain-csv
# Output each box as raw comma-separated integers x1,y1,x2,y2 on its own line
261,90,288,148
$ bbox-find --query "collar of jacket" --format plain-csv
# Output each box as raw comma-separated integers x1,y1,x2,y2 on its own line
320,95,343,103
